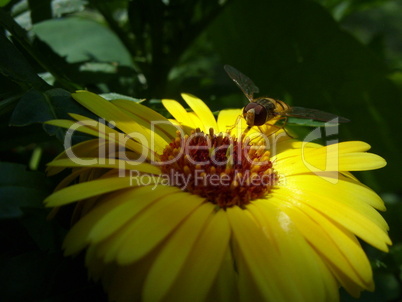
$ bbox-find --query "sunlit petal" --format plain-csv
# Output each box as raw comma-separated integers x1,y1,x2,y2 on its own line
181,93,218,131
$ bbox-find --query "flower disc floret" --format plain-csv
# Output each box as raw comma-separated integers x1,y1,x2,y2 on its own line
159,128,277,208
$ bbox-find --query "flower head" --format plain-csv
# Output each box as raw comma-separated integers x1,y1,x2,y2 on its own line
45,90,391,302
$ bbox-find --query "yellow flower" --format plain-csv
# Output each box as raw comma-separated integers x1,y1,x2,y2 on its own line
45,90,391,302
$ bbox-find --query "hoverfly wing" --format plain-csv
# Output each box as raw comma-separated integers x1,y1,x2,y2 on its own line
282,106,350,123
224,65,259,102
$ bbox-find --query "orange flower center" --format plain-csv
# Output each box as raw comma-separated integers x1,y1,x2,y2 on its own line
159,128,277,208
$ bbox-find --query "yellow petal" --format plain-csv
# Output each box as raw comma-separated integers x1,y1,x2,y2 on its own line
181,93,218,131
162,99,199,129
88,186,180,246
207,248,239,301
89,106,169,155
269,193,372,291
72,91,146,137
287,174,388,227
48,158,161,175
275,143,386,174
47,116,150,157
316,141,371,153
45,175,158,207
338,152,386,170
63,188,144,255
226,206,285,301
270,187,384,294
188,112,205,130
115,192,205,265
282,175,391,250
142,202,215,302
91,188,189,265
52,169,97,196
70,112,163,157
112,98,177,140
217,109,242,134
84,244,106,281
63,185,176,256
251,202,339,301
216,108,265,138
105,252,155,302
45,119,101,137
46,139,102,176
163,209,231,302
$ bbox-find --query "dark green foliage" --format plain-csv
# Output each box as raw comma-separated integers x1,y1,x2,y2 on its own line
0,162,49,219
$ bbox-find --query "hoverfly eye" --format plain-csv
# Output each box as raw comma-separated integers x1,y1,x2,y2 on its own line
243,103,267,126
253,105,268,126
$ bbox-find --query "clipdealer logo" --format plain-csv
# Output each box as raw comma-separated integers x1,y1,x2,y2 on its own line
61,118,342,186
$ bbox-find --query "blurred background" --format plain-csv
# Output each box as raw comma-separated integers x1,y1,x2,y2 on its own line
0,0,401,301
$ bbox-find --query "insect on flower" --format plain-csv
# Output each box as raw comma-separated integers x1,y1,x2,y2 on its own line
224,65,350,134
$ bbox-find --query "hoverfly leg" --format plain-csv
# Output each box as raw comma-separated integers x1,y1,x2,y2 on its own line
279,117,294,138
226,115,243,134
245,129,262,144
242,126,251,137
282,126,293,139
262,117,293,138
261,122,282,136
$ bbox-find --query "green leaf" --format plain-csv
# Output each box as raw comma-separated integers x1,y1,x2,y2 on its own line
0,0,11,7
32,17,133,66
0,9,78,91
10,88,91,126
100,92,142,102
0,122,54,152
0,162,50,219
0,187,47,218
9,88,95,141
29,35,81,90
0,73,22,116
286,117,339,127
10,90,57,126
0,95,20,116
0,31,46,89
284,118,347,142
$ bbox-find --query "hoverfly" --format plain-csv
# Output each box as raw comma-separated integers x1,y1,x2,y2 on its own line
224,65,349,134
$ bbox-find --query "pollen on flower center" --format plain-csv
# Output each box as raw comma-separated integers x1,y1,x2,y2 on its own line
159,128,277,208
